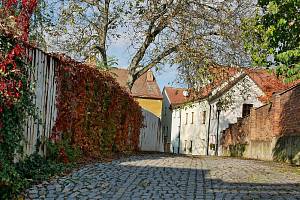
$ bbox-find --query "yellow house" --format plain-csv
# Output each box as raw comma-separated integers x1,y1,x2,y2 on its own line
110,68,163,117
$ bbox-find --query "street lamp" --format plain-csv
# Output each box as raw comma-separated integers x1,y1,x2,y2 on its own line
215,101,222,156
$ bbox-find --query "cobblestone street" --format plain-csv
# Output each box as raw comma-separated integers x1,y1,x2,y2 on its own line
25,154,300,200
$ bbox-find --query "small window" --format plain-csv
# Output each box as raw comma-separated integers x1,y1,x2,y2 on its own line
184,140,187,151
166,126,168,134
202,111,206,124
185,113,188,124
191,112,194,124
242,104,253,117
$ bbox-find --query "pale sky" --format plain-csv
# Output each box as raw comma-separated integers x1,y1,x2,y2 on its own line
108,39,181,91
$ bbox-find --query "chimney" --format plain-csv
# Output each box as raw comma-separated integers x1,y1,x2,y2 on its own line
146,70,154,82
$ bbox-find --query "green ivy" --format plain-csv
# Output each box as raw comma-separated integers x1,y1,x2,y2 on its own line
0,35,36,199
46,136,82,163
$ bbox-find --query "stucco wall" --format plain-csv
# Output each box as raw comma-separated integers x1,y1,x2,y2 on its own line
209,75,264,155
170,108,181,154
135,97,162,118
170,101,210,156
139,109,164,152
161,90,173,152
169,75,265,156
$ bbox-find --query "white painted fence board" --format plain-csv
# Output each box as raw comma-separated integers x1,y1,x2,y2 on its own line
23,48,58,156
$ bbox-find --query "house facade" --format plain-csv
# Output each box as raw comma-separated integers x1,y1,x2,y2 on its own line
110,68,163,117
110,68,164,152
162,67,288,156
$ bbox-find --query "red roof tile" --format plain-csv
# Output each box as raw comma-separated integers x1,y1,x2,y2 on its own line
109,68,163,99
164,87,189,106
166,66,295,106
245,69,288,101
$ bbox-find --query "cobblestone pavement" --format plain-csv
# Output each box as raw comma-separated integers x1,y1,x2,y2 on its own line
25,154,300,200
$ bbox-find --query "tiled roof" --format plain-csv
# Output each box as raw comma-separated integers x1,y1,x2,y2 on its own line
202,67,294,103
165,66,295,106
109,68,163,99
244,69,289,102
164,87,189,106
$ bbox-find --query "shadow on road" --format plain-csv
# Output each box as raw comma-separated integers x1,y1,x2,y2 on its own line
24,154,300,199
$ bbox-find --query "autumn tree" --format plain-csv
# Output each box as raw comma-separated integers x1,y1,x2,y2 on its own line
243,0,300,82
126,0,255,89
44,0,255,89
45,0,127,68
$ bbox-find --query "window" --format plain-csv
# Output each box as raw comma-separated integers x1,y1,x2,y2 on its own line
242,104,253,117
189,141,193,153
184,140,187,151
191,112,194,124
166,126,168,134
202,111,206,124
185,113,188,124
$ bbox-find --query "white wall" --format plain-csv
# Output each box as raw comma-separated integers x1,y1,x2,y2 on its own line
140,109,164,152
209,75,265,155
161,89,173,149
170,108,181,153
169,75,266,156
170,101,210,156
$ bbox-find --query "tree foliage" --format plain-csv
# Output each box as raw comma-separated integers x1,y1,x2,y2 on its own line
45,0,127,67
129,0,254,89
42,0,255,89
243,0,300,82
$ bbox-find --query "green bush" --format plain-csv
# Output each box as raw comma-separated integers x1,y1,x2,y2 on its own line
0,153,72,199
46,137,82,163
0,137,81,199
0,158,26,199
229,144,246,157
15,154,67,182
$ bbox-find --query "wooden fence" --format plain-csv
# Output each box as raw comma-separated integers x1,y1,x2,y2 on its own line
23,48,57,156
21,46,160,156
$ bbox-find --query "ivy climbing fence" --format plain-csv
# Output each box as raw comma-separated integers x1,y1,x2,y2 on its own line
23,47,58,156
23,46,144,157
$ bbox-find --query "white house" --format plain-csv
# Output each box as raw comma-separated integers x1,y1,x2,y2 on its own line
161,67,287,156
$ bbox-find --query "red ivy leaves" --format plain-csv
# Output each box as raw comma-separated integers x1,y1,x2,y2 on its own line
52,57,143,157
1,0,37,40
0,0,36,118
58,147,69,164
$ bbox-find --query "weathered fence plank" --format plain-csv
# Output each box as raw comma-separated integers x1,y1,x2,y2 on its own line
23,48,57,156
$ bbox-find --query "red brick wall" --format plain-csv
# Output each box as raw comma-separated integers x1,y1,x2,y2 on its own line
222,83,300,147
277,84,300,136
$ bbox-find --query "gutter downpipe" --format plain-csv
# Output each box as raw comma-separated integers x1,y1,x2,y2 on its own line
206,104,212,156
178,108,182,154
